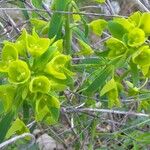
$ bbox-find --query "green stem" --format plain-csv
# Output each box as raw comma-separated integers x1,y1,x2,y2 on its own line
19,0,30,20
64,4,72,55
23,100,30,124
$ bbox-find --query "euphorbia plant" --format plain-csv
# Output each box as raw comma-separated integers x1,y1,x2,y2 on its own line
0,28,74,141
0,0,150,148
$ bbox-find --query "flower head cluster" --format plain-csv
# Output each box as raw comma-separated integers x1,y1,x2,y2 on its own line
106,12,150,77
0,29,73,124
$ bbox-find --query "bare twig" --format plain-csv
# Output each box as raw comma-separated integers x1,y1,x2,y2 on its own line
0,7,127,18
64,108,150,117
0,133,35,149
133,0,149,11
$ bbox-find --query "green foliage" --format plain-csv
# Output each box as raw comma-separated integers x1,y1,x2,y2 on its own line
0,27,73,140
0,1,150,149
89,19,107,36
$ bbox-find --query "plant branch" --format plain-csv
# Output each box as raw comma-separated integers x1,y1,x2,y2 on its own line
0,133,35,149
0,8,127,18
133,0,149,11
63,108,150,117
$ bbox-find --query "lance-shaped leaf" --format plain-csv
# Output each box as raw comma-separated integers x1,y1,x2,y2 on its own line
8,60,30,84
2,43,18,63
0,111,15,143
100,78,120,108
6,118,29,139
106,38,127,58
0,85,16,112
26,33,51,57
89,19,107,36
84,66,113,95
45,54,72,80
29,76,51,93
48,0,72,39
132,46,150,66
77,39,94,56
140,12,150,36
128,28,146,47
35,95,60,124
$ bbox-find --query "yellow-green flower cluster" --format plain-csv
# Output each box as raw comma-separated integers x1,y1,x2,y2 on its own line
106,12,150,77
0,29,73,124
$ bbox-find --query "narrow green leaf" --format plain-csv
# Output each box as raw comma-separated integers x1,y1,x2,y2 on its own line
31,0,42,8
48,0,71,39
0,111,15,142
108,21,127,40
84,66,113,95
6,118,29,139
130,60,139,86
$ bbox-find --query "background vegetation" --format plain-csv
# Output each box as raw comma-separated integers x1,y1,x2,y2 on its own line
0,0,150,150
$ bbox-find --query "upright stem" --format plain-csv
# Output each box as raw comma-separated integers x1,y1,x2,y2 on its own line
64,4,72,55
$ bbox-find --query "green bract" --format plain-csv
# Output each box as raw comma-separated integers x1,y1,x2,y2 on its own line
114,17,134,31
35,95,60,124
128,28,145,47
0,85,16,112
0,61,9,72
77,39,94,56
8,60,30,84
141,65,150,77
0,27,73,129
106,38,127,58
45,54,72,80
89,19,107,36
140,12,150,36
2,43,18,63
132,46,150,66
128,11,142,27
26,33,51,57
29,76,51,93
14,29,27,56
100,78,120,108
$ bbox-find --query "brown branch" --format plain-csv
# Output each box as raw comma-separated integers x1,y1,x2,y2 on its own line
64,107,150,117
0,8,127,18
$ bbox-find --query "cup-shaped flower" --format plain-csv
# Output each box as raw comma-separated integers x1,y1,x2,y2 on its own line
106,38,127,58
128,28,145,47
0,61,9,72
132,46,150,66
45,54,71,80
89,19,107,36
26,34,50,57
128,11,141,27
139,13,150,36
29,76,51,93
8,60,30,84
2,43,18,63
